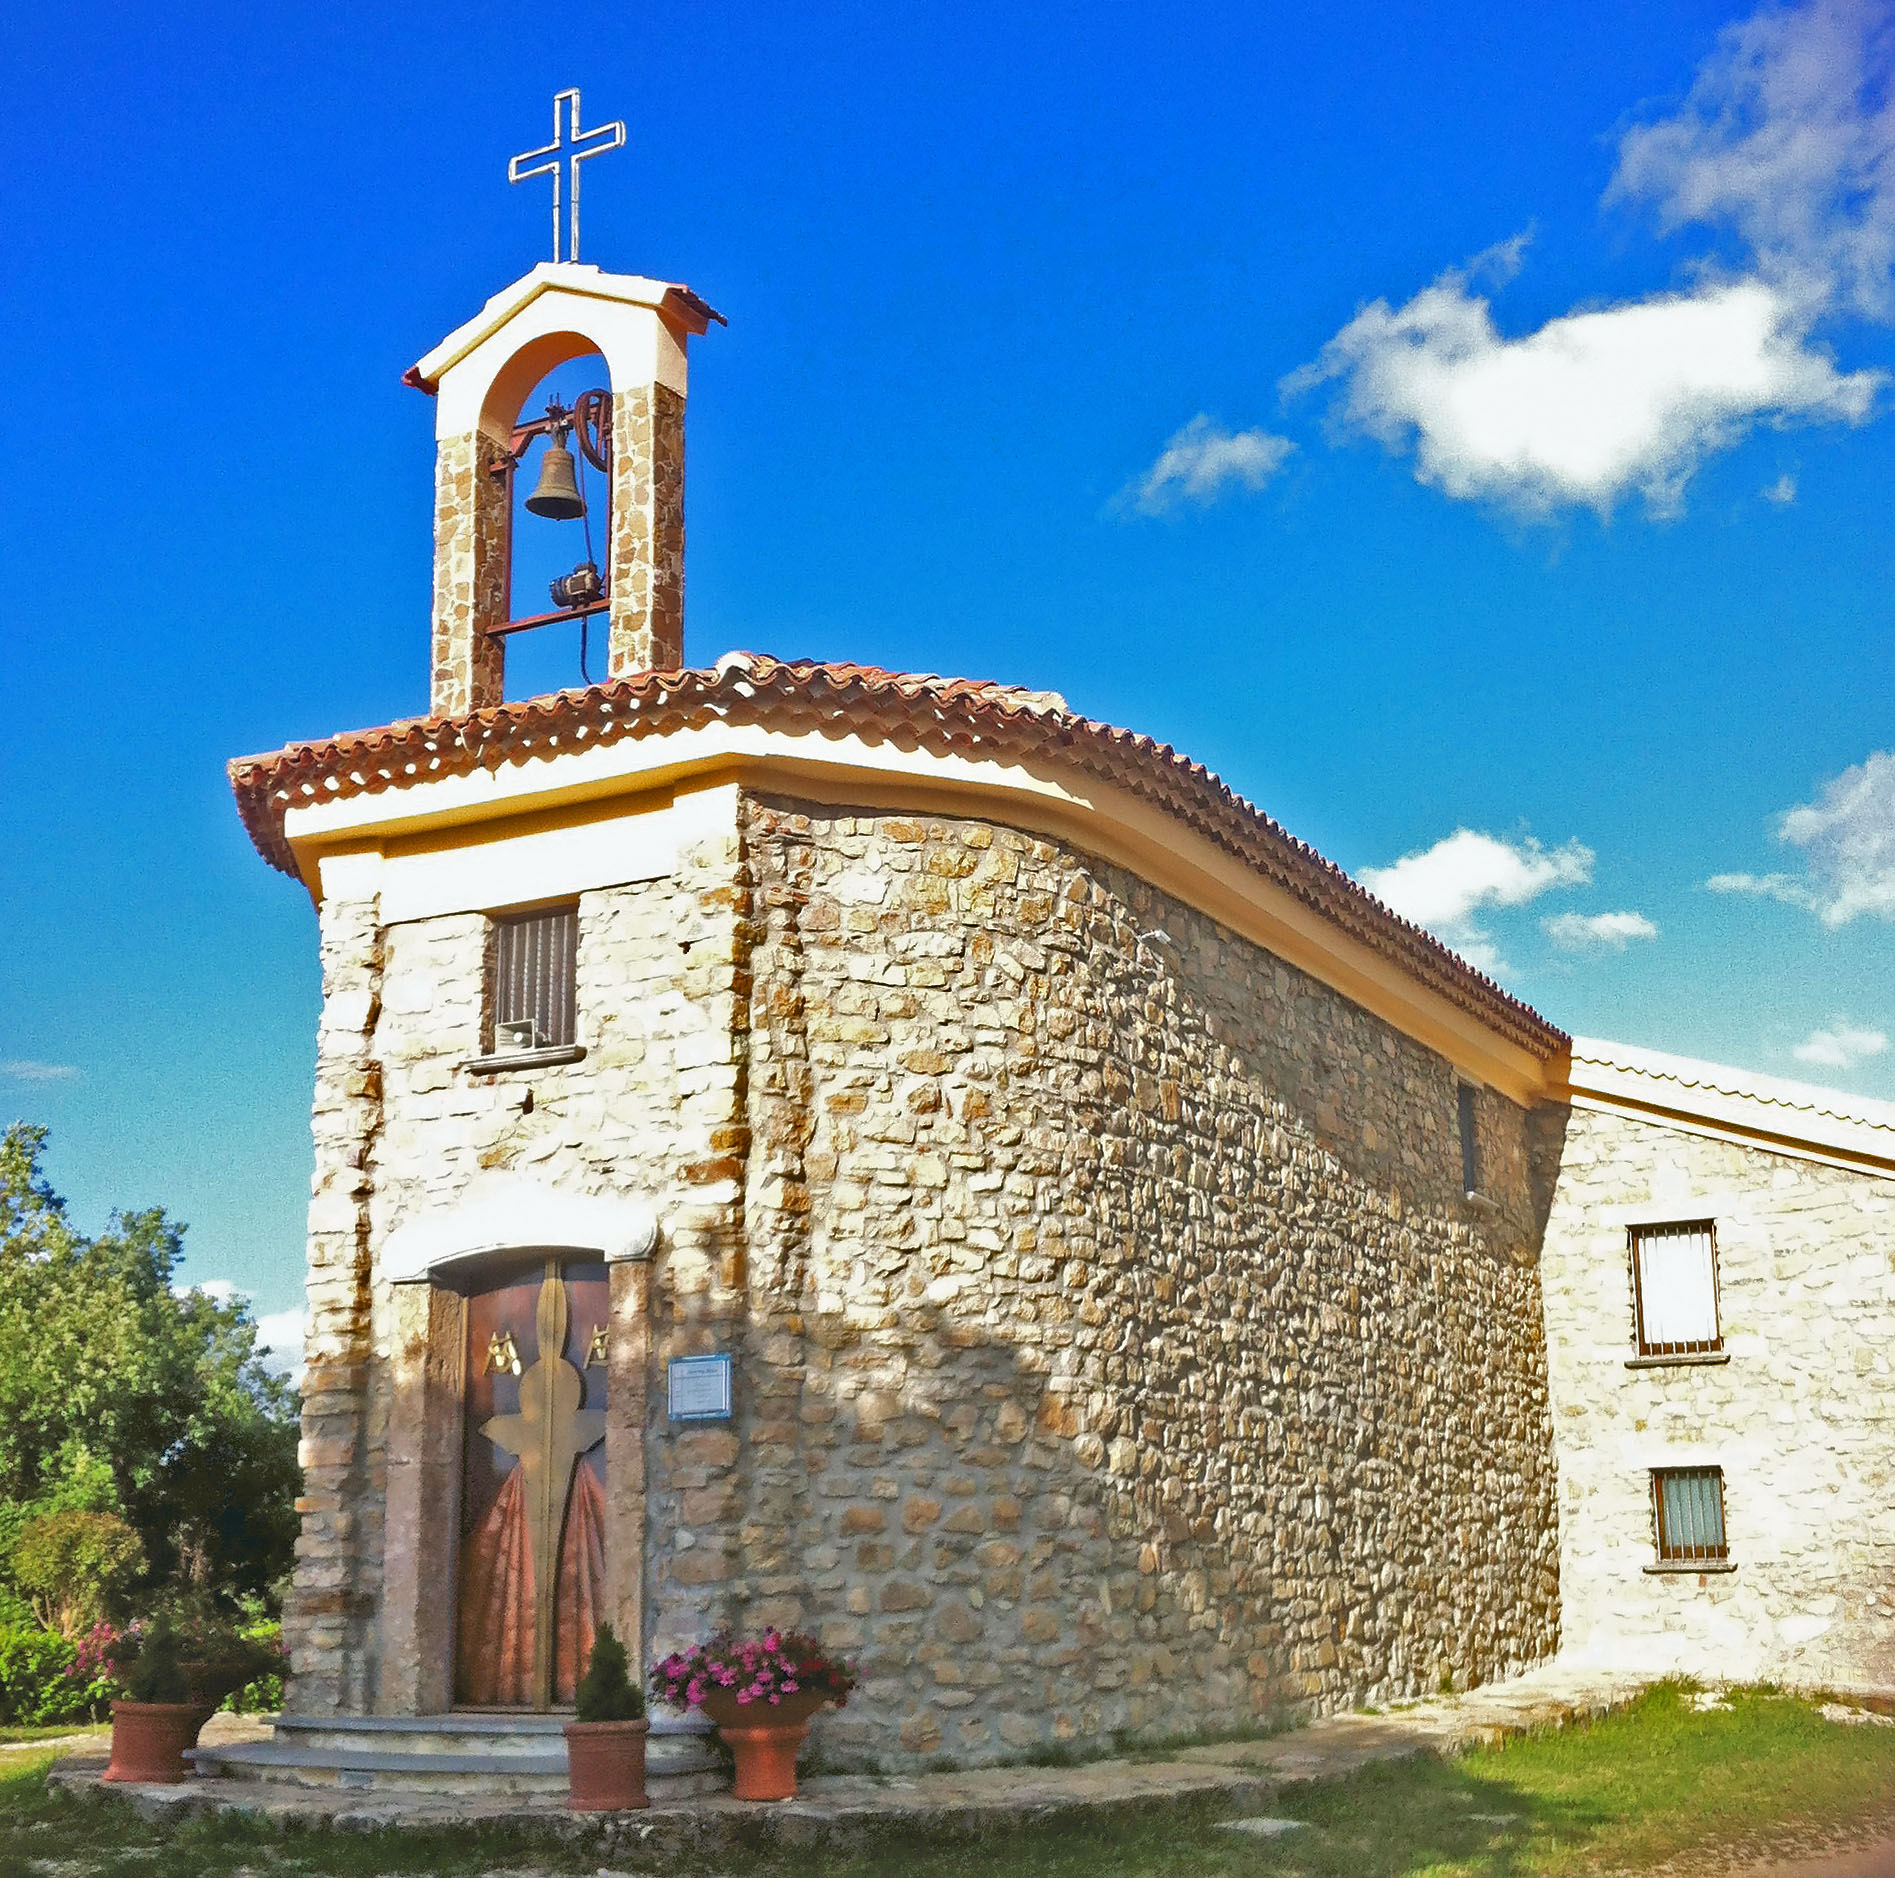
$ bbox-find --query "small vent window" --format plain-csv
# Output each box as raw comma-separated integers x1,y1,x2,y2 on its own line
1457,1083,1480,1194
1653,1466,1728,1563
490,906,578,1052
1631,1220,1720,1356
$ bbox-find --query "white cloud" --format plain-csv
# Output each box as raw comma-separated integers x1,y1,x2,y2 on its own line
1763,471,1799,502
255,1308,306,1386
1778,748,1895,924
1793,1020,1889,1068
1705,868,1815,905
1360,828,1594,971
1124,416,1293,514
1609,0,1895,320
1361,829,1595,929
1542,910,1660,952
1291,2,1895,517
0,1060,78,1082
1706,749,1895,924
1289,260,1875,516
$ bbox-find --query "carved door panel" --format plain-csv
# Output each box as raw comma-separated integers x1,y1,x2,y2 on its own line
455,1257,609,1709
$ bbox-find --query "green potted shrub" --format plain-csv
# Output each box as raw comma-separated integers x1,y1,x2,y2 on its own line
164,1595,284,1711
564,1622,649,1811
103,1615,209,1784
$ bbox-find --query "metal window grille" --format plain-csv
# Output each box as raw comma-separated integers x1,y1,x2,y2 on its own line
1457,1083,1480,1194
1631,1220,1720,1356
490,906,577,1051
1653,1466,1728,1562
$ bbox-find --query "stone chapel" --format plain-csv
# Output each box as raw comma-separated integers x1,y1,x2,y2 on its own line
219,252,1895,1791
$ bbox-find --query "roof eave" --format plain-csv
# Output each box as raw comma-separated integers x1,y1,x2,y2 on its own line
227,658,1569,1084
403,265,726,395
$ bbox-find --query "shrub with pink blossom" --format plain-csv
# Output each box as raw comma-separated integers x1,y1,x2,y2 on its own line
68,1620,121,1700
649,1629,856,1712
0,1620,118,1724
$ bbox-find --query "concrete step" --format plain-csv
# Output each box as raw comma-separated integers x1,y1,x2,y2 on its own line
190,1713,726,1798
269,1712,716,1758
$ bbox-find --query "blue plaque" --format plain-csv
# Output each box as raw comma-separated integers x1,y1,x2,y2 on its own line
668,1353,732,1422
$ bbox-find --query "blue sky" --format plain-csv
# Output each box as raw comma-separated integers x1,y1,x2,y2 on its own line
4,0,1894,1341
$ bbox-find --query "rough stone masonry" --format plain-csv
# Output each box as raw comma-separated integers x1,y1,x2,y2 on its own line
288,794,1563,1766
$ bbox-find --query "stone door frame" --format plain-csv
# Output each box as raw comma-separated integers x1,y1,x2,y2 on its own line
377,1182,657,1716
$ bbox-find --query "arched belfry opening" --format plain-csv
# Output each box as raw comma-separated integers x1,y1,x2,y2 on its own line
404,265,724,718
499,353,613,699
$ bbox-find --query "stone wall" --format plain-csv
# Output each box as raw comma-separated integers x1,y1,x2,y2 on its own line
285,791,1563,1755
1540,1106,1895,1690
427,430,509,717
284,808,753,1714
701,799,1560,1762
606,383,685,677
286,886,384,1714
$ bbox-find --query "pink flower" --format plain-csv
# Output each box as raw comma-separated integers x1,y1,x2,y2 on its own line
651,1629,858,1714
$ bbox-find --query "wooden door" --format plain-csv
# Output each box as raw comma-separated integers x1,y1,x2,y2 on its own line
454,1257,609,1709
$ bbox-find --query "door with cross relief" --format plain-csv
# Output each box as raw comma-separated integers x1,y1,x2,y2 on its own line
454,1258,610,1709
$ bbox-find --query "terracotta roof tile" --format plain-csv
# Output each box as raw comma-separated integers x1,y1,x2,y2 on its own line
228,651,1567,1060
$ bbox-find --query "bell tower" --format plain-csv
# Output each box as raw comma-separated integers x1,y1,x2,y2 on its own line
403,94,722,718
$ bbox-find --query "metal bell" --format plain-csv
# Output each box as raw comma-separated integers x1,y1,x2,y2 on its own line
524,435,586,520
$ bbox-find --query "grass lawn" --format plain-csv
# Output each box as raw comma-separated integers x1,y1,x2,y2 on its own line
5,1685,1894,1877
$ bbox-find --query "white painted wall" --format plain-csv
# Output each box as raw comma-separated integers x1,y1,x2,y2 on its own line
1542,1103,1895,1689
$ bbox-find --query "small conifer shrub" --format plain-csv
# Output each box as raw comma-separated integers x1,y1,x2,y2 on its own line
124,1616,190,1706
574,1622,645,1723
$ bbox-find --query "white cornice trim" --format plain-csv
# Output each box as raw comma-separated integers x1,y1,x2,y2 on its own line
281,721,1555,1104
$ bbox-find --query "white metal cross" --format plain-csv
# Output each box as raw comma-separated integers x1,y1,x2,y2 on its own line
508,89,626,264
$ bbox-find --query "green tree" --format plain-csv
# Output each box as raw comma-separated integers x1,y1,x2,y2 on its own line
12,1509,144,1635
0,1124,299,1609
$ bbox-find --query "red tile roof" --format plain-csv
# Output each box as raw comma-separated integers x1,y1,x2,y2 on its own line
229,652,1566,1059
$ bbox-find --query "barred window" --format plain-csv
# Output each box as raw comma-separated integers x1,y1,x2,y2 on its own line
490,906,577,1052
1631,1220,1720,1356
1653,1466,1728,1563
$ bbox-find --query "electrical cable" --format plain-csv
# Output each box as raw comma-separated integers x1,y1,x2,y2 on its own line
575,397,596,685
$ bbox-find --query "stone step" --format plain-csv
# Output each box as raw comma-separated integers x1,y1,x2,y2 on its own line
268,1712,714,1759
190,1713,726,1798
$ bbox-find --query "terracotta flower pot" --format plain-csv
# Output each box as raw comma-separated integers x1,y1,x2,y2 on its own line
699,1688,827,1801
563,1718,650,1811
102,1700,213,1784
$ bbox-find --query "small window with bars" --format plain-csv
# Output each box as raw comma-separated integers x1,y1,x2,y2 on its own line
1653,1466,1728,1563
1630,1220,1720,1356
489,905,578,1053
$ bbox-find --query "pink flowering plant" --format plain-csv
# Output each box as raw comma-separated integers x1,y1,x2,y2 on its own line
650,1628,856,1712
67,1621,122,1710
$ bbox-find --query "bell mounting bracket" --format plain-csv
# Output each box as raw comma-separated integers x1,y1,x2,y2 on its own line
495,388,613,477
